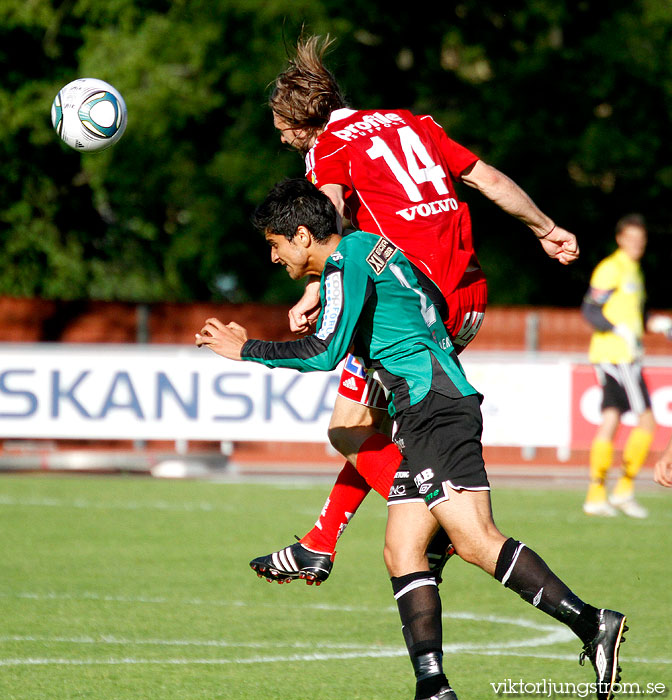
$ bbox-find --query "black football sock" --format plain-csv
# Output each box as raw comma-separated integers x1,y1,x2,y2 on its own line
494,538,599,644
391,571,448,699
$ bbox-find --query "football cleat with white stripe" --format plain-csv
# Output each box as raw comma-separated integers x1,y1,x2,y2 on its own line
249,542,334,585
579,609,627,700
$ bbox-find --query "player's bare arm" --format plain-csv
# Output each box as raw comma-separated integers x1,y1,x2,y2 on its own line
461,160,579,265
195,318,247,360
319,183,347,222
288,276,322,334
654,458,672,487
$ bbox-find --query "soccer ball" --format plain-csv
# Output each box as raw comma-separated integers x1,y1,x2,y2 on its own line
51,78,127,152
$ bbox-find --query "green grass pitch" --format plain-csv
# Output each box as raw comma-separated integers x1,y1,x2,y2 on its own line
0,474,670,699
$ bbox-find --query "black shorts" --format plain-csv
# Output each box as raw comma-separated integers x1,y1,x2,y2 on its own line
594,363,651,415
387,391,490,510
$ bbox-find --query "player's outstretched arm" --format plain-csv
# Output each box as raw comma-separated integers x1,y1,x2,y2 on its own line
195,318,248,360
461,160,579,265
536,225,580,265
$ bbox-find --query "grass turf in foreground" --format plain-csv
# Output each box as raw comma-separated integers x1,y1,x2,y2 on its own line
0,474,669,699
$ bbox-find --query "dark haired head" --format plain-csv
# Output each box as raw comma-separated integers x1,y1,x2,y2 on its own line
251,178,339,243
615,213,646,234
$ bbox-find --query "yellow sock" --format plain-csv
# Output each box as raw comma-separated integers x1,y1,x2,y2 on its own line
586,439,613,503
585,482,608,504
612,427,654,498
589,439,613,484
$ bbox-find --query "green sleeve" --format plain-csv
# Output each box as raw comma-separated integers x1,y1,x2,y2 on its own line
241,257,372,372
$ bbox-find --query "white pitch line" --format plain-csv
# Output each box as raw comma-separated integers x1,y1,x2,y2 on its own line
2,594,669,667
0,591,398,611
0,635,399,651
0,592,593,632
0,632,570,653
0,604,573,667
0,495,231,513
0,649,669,667
0,591,583,626
6,633,668,665
0,493,377,521
0,651,406,666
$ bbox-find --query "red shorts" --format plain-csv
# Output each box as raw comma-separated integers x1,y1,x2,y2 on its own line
337,270,487,409
446,268,487,352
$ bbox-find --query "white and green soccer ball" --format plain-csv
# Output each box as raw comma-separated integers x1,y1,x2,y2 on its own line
51,78,127,152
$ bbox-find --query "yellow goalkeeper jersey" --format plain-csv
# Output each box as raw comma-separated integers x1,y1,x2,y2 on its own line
588,248,645,364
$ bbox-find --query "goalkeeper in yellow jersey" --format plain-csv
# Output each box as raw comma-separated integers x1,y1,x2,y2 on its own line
581,214,672,518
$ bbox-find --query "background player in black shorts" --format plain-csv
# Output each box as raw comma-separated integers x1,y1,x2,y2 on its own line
581,214,672,517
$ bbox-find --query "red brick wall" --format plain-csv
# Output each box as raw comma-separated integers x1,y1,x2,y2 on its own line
0,297,670,355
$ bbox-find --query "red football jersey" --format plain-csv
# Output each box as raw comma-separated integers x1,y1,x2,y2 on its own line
305,108,481,300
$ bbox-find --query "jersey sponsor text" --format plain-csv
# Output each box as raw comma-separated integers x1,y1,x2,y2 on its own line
414,468,435,488
316,271,343,340
396,197,459,221
332,112,406,141
389,484,406,497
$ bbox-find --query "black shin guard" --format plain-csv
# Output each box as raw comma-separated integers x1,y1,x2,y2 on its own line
391,571,448,698
494,538,598,643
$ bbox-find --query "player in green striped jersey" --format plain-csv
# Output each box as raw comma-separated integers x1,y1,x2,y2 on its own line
196,178,627,700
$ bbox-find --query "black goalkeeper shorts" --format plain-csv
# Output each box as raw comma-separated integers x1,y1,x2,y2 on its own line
594,362,651,415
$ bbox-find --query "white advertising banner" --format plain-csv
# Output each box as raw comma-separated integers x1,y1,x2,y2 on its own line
0,344,340,442
0,344,572,447
461,358,572,449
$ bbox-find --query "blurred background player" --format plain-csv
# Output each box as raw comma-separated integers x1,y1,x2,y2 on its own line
581,213,672,517
251,34,580,585
197,178,627,700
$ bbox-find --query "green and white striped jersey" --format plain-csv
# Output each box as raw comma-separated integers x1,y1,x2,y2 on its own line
242,231,478,415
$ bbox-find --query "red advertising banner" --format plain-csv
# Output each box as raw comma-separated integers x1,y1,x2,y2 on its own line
571,364,672,449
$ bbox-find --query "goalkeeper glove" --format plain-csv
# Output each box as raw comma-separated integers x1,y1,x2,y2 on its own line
648,315,672,339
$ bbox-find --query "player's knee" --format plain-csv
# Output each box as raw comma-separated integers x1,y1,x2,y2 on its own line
383,541,426,577
452,530,506,571
327,425,354,458
640,410,656,433
383,542,395,575
327,424,349,456
327,424,377,460
452,539,481,566
383,541,406,577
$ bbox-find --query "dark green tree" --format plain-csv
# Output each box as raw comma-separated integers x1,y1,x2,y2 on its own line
0,1,670,306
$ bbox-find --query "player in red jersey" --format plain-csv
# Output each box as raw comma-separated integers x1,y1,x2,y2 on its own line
304,107,489,355
249,35,579,586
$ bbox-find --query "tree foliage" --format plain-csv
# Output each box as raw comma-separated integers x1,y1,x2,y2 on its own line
1,0,671,306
